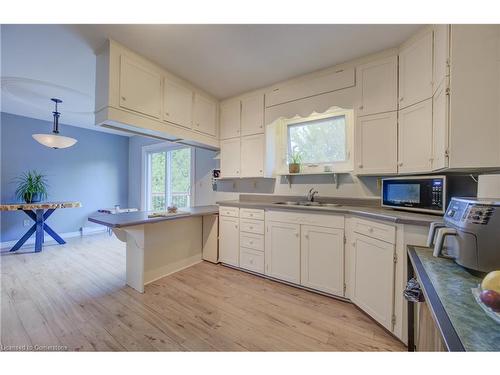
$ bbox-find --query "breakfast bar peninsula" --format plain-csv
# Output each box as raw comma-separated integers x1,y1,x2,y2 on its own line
88,206,219,293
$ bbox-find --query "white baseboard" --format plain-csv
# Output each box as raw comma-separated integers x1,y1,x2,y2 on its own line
0,226,108,250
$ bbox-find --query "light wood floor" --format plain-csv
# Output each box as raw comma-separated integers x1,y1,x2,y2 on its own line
1,234,405,351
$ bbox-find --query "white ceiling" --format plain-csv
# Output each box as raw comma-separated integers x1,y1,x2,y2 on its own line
1,24,423,132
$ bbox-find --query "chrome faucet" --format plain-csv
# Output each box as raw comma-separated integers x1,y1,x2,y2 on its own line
306,188,319,202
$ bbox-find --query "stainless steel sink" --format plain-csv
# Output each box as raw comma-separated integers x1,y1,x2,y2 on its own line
274,201,342,208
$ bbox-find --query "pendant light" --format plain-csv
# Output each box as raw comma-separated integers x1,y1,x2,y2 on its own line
32,98,77,149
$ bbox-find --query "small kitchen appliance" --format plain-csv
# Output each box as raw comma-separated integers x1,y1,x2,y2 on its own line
381,176,446,214
427,197,500,274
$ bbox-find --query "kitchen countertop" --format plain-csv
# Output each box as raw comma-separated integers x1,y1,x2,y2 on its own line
217,199,440,226
88,205,219,228
408,246,500,351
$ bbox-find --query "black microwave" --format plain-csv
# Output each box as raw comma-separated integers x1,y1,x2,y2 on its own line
381,176,446,215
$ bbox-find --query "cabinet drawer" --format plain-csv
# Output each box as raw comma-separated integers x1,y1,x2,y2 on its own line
240,232,264,251
353,218,396,244
239,248,265,274
240,219,265,234
240,208,264,220
219,206,239,218
265,210,344,229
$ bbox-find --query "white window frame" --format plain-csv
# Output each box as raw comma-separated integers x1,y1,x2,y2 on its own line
283,108,354,173
141,142,196,211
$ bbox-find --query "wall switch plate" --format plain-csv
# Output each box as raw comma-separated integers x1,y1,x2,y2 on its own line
23,219,31,227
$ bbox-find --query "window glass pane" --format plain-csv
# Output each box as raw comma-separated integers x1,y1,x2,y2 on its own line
169,148,191,208
150,152,166,210
288,115,346,164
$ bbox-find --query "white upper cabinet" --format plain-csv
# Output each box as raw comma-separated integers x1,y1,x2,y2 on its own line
119,55,162,119
398,99,433,173
163,78,193,129
265,67,355,107
399,29,433,109
240,134,265,177
351,232,395,331
357,55,398,116
241,93,265,136
433,25,450,95
220,138,241,178
355,111,398,175
300,225,344,296
265,221,301,284
193,93,217,137
432,80,449,171
220,98,241,139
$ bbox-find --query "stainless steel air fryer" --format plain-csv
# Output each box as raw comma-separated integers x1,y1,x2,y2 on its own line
427,197,500,273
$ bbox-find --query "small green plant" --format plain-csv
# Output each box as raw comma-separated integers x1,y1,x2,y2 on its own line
288,147,303,165
14,170,49,203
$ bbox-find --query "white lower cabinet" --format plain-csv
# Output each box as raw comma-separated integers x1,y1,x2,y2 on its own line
239,247,265,274
351,232,395,331
265,221,301,284
219,215,239,267
301,225,344,296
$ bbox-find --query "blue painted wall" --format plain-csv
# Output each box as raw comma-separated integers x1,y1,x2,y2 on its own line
0,112,129,242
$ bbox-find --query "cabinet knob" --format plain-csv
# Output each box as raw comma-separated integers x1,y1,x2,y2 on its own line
368,227,374,233
259,125,263,128
259,170,263,173
358,164,363,168
249,226,254,230
399,97,404,102
398,162,403,166
196,123,200,126
121,96,126,101
249,214,253,217
359,105,364,110
249,241,254,245
235,225,238,229
305,234,309,239
295,233,299,237
165,112,170,116
236,170,240,174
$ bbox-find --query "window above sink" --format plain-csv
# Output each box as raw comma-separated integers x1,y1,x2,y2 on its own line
267,106,354,177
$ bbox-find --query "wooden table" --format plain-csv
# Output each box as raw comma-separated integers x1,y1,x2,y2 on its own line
0,202,81,252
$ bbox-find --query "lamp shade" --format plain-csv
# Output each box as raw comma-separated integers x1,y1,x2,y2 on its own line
32,133,77,149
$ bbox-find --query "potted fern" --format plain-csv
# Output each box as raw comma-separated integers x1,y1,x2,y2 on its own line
14,170,49,203
288,148,302,174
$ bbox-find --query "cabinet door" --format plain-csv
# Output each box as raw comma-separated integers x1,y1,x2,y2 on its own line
193,93,217,137
240,134,265,177
432,81,449,171
220,98,241,139
163,78,193,129
265,221,301,284
301,225,344,296
356,112,398,175
398,99,433,173
357,55,398,116
351,233,395,331
219,216,239,266
399,30,433,109
241,93,265,136
119,55,162,118
433,25,450,95
220,138,241,178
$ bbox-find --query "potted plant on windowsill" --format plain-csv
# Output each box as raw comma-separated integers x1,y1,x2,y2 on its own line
14,170,49,203
288,148,302,174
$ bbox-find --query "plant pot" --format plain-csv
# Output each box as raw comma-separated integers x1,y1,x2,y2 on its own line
24,192,42,203
289,163,300,174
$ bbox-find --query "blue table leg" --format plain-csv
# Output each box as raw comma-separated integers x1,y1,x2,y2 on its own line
10,224,37,251
34,209,44,252
9,208,65,252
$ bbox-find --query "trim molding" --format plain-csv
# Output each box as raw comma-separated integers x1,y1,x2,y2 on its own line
0,226,107,250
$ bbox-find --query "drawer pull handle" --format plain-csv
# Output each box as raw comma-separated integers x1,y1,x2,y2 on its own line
249,226,254,230
249,241,254,245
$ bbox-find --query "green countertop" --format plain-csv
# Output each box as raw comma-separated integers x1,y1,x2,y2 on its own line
410,246,500,351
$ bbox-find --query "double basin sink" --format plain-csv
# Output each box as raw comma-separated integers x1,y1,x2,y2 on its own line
274,201,342,208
